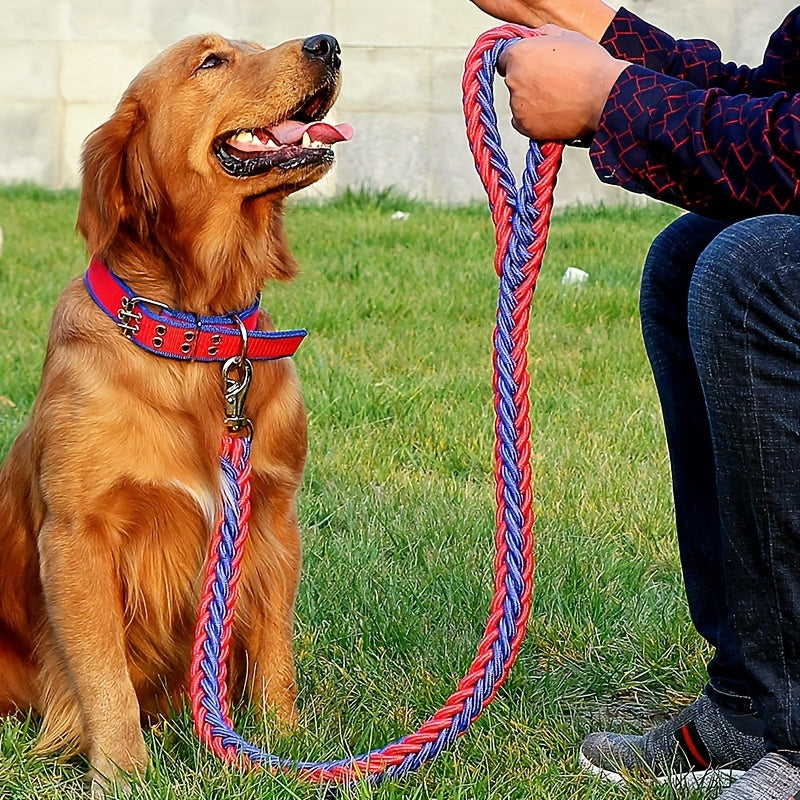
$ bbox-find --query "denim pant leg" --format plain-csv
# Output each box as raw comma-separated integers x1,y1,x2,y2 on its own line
640,213,751,709
688,214,800,756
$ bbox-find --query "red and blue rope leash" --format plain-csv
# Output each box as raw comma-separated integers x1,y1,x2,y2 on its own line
189,24,564,785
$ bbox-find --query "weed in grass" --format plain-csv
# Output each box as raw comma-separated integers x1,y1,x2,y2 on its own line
0,186,726,799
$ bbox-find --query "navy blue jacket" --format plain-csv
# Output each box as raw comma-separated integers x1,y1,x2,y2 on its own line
591,7,800,219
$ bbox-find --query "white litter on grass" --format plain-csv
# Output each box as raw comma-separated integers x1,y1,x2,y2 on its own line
391,210,410,221
562,266,589,286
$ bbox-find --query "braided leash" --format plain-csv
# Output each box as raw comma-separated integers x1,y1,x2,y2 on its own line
189,24,564,785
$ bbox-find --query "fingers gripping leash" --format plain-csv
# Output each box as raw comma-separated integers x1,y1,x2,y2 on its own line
189,25,564,786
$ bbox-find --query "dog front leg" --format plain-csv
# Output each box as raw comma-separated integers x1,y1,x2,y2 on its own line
38,517,147,790
246,595,299,728
241,511,302,727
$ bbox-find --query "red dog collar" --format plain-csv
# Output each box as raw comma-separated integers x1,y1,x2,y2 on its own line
84,257,306,362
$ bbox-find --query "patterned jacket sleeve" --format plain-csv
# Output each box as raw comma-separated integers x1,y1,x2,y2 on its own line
588,7,800,219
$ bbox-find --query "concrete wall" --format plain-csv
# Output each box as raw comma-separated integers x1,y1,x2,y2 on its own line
0,0,796,206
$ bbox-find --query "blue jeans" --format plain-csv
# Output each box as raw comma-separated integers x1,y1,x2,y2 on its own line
639,212,800,759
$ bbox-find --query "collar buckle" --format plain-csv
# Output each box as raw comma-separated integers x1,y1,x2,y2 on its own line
117,295,170,339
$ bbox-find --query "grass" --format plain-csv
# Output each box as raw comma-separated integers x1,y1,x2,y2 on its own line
0,184,720,799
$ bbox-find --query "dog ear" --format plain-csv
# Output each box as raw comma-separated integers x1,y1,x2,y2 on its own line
76,95,159,256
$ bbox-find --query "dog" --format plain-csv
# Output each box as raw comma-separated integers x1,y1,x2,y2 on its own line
0,32,351,792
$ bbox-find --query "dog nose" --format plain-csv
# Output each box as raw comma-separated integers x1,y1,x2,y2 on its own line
302,34,341,69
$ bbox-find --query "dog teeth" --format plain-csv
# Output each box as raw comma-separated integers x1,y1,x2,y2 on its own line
301,134,326,150
232,127,329,151
229,129,285,151
233,130,255,144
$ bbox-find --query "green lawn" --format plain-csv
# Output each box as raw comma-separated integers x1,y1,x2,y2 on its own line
0,185,720,799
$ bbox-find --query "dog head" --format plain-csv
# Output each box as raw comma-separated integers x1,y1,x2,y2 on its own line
77,33,352,308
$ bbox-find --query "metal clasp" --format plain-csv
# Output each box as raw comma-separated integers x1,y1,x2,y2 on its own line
222,315,253,436
222,356,253,435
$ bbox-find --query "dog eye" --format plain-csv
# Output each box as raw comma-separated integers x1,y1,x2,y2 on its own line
198,53,227,71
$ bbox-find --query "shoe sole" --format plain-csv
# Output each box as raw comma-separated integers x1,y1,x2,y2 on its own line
578,751,747,789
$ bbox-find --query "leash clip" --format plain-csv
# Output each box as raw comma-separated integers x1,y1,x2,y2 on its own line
222,315,253,436
222,357,253,436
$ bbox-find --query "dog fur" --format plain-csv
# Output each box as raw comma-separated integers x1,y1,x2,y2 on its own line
0,32,344,789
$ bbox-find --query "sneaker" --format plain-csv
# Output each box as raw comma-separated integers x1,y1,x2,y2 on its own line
579,695,765,787
718,753,800,800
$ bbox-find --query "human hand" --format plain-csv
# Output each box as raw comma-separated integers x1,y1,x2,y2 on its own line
497,25,629,141
468,0,617,41
468,0,553,28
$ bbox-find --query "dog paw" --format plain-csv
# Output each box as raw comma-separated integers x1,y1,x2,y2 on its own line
255,690,299,732
88,769,132,799
87,748,144,799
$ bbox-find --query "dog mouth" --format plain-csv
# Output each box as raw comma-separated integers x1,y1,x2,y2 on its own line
213,86,353,178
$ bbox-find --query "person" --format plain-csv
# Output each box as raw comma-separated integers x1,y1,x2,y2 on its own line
467,1,800,799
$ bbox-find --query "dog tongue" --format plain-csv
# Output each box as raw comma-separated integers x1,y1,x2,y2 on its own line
269,120,354,145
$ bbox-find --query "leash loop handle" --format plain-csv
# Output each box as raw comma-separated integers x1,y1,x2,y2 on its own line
462,25,564,277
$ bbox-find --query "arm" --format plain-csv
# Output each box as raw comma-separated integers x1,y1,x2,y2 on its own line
494,15,800,218
590,67,800,219
471,0,800,95
468,0,616,40
602,7,800,96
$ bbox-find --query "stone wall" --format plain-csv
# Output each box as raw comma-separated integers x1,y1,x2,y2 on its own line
0,0,795,206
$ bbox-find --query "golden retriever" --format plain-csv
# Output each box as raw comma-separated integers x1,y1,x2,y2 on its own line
0,31,351,792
